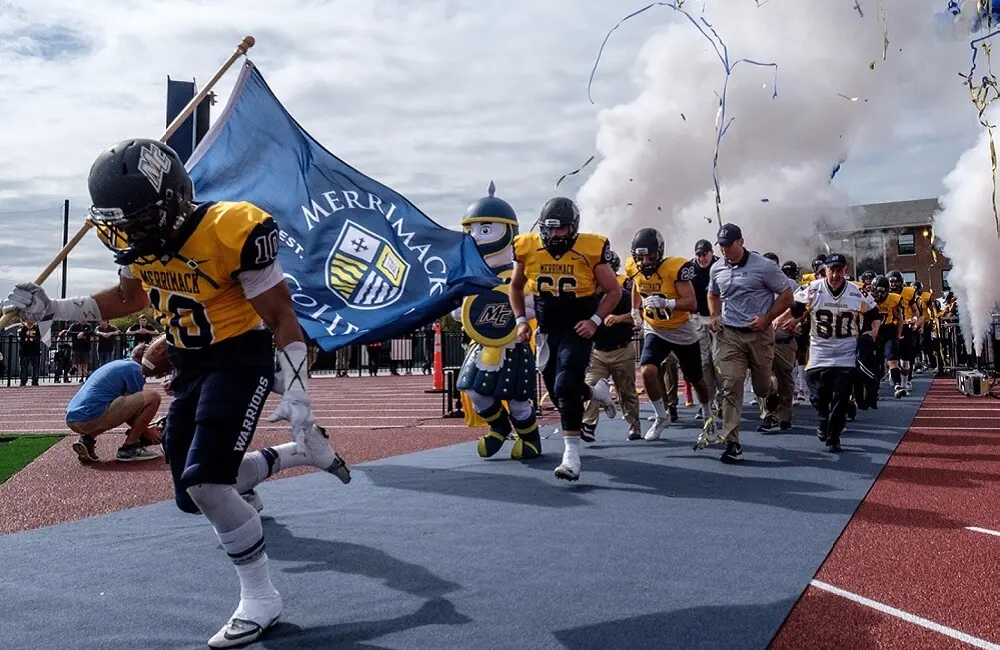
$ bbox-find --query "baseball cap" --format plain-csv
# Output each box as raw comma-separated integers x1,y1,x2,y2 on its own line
695,239,713,254
716,223,743,246
825,252,847,267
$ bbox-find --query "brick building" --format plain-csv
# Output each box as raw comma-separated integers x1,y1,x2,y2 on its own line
821,198,952,296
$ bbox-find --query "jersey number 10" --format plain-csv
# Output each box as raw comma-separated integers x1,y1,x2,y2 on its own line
813,308,854,339
148,288,214,348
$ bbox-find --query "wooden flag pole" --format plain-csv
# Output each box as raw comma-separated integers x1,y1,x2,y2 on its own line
0,35,255,329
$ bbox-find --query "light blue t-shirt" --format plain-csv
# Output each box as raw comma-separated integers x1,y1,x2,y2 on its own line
65,359,146,423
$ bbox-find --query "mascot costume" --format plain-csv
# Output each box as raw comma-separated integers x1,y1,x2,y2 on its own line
454,182,542,460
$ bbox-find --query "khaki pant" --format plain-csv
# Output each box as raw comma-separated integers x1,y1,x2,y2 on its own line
658,353,680,407
716,325,775,444
694,318,720,400
67,392,146,436
762,338,796,423
583,344,640,430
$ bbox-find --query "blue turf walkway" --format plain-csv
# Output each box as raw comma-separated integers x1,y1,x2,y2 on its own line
0,378,930,649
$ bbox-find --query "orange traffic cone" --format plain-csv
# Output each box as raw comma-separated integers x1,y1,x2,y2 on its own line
432,321,445,391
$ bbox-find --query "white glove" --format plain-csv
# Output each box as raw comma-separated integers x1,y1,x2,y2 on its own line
643,295,676,311
267,341,315,452
3,283,101,322
4,283,54,321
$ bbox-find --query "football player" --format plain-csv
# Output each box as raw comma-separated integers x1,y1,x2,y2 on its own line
800,254,827,285
509,197,619,482
887,271,921,395
784,253,879,452
625,228,719,443
871,275,905,399
859,270,876,294
581,250,642,441
4,139,350,648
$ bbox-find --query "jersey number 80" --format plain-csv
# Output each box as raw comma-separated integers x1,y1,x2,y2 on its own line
813,308,855,339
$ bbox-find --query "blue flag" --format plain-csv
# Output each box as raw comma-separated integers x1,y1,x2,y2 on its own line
186,62,499,351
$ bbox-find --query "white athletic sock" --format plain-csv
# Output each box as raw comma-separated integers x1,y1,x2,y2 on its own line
562,436,581,471
216,516,280,623
651,398,668,419
233,443,308,494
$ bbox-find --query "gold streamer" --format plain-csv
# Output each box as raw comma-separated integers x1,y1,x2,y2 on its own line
929,225,938,264
868,0,889,70
965,0,1000,237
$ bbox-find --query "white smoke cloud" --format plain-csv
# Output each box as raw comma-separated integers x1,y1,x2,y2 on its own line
933,109,1000,354
575,0,970,265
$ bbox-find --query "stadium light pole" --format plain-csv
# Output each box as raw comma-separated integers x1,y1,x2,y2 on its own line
61,199,69,299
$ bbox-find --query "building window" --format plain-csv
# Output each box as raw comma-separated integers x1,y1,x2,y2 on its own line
901,271,917,286
854,233,885,277
897,232,916,255
942,269,951,292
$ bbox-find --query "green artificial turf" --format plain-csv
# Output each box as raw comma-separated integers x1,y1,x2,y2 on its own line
0,435,64,484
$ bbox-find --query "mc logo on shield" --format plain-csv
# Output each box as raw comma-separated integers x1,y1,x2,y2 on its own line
326,220,410,310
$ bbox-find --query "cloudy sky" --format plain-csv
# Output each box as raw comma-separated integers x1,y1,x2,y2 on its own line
0,0,986,297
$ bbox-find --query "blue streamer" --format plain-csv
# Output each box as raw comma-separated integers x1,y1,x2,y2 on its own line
586,2,778,225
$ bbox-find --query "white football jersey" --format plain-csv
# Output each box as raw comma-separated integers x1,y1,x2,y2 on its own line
794,279,876,369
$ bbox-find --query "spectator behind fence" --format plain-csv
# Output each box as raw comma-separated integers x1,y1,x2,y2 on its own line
127,315,159,347
18,320,42,386
54,330,72,383
94,319,121,368
66,342,164,464
63,318,93,382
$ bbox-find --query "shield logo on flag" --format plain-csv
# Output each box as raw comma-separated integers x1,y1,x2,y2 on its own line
326,220,410,310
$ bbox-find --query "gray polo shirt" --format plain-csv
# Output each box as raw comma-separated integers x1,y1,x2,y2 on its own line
709,251,792,328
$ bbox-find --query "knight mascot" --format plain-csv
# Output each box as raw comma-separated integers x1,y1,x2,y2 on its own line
454,182,542,460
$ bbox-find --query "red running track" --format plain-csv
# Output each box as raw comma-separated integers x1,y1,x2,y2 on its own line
772,378,1000,649
0,375,556,534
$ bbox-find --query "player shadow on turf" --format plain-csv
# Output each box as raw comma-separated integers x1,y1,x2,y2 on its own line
249,520,472,647
359,463,592,507
259,519,462,599
552,598,799,650
257,597,471,648
522,456,866,516
852,499,972,530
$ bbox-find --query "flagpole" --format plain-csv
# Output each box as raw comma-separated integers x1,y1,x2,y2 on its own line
0,36,255,330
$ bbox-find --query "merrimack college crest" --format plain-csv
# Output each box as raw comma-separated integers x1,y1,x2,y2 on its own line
326,220,410,310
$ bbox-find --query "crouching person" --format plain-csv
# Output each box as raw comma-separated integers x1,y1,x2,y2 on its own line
66,342,163,463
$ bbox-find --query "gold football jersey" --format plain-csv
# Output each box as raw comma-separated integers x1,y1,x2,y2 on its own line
127,201,278,349
876,292,901,326
897,285,919,321
512,232,610,298
625,256,694,330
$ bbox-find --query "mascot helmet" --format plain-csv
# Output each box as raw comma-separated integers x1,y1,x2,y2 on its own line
461,181,519,258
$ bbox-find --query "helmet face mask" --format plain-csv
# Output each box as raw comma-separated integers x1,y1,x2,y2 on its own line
87,139,193,265
887,270,904,292
873,275,890,303
537,197,579,257
781,261,798,280
631,228,664,275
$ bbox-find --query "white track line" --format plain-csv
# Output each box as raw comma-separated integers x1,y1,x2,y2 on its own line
810,580,1000,649
967,526,1000,538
